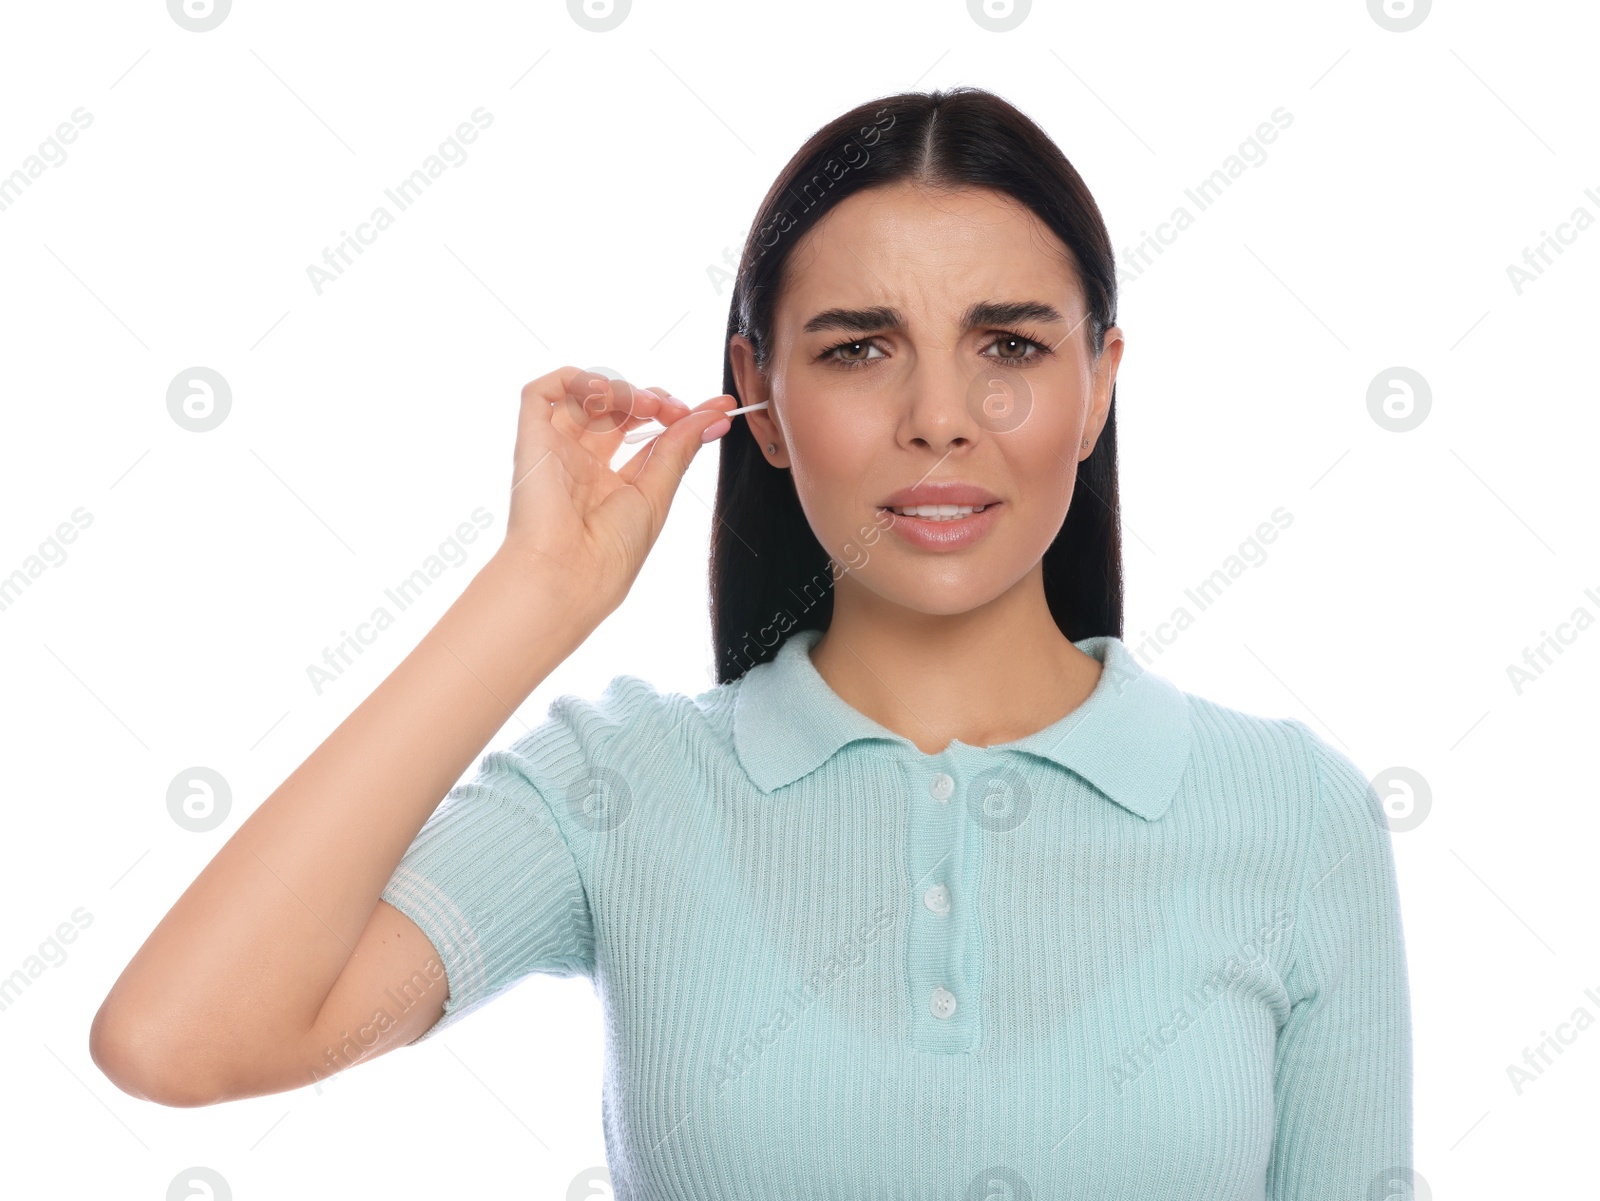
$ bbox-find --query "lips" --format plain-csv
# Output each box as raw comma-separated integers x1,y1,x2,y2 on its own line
878,481,1002,509
878,497,1003,550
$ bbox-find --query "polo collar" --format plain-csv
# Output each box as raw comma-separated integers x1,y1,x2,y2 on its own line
732,626,1191,821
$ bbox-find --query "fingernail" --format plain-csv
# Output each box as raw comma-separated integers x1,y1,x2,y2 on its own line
700,417,732,443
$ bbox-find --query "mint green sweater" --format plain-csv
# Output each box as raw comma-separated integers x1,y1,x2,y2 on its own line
380,627,1412,1199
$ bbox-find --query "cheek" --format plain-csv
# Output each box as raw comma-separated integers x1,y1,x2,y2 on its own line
1009,394,1082,491
994,433,1078,529
787,401,883,510
791,431,868,527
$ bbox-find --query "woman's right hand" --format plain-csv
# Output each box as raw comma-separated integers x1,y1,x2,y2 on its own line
493,366,737,614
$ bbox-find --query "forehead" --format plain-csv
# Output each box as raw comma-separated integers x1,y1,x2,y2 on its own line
774,182,1082,327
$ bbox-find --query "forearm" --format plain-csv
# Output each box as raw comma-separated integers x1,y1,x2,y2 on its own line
91,551,602,1085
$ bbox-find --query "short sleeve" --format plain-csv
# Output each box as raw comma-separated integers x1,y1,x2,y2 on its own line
1268,722,1413,1198
379,733,596,1044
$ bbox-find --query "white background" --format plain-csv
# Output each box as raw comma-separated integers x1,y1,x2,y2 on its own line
1,0,1594,1196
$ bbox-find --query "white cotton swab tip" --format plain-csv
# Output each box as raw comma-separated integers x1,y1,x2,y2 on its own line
622,401,769,444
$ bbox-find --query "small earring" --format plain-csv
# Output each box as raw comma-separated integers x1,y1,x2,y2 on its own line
766,443,777,455
1081,438,1089,449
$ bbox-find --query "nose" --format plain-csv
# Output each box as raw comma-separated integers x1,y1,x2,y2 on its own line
898,358,987,453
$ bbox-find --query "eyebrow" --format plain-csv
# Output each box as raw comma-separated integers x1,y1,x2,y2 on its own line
800,299,1068,336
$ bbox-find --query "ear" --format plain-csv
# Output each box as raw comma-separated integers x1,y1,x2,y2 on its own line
1082,324,1124,459
730,334,787,466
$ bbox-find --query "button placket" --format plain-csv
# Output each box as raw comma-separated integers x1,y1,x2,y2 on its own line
904,754,977,1052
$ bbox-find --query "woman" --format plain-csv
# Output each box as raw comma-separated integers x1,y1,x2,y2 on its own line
91,86,1412,1199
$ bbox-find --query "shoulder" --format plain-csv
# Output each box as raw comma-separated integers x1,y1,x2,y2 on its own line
1174,686,1319,795
1167,680,1387,864
1164,681,1374,825
511,669,741,770
479,670,742,844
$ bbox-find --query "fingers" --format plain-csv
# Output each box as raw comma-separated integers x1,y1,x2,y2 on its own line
643,386,692,423
614,394,735,487
518,365,587,409
517,370,730,499
512,366,593,489
545,374,688,442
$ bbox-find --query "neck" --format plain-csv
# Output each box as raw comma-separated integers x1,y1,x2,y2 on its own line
808,573,1104,755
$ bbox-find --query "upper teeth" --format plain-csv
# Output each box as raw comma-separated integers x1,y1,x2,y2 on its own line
889,504,989,520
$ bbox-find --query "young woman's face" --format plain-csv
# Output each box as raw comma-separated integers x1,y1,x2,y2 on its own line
732,180,1122,618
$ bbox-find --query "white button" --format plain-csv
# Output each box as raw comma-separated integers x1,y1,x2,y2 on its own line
924,883,951,915
929,772,954,802
930,985,957,1019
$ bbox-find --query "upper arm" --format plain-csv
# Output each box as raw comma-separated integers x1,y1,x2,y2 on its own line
206,899,448,1104
298,898,450,1078
207,732,593,1104
374,738,597,1041
1268,722,1413,1196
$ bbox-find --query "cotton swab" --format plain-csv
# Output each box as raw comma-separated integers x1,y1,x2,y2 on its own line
622,400,769,444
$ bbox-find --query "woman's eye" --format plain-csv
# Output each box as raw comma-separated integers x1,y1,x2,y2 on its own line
985,334,1046,362
822,339,885,366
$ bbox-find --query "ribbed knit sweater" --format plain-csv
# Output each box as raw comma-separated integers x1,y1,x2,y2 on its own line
380,626,1412,1200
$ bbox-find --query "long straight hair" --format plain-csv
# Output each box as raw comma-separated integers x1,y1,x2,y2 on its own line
710,86,1122,684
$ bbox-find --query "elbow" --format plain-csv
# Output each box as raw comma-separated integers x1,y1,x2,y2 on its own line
89,1001,226,1109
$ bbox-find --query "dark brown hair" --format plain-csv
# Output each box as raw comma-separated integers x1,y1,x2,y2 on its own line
710,86,1122,683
